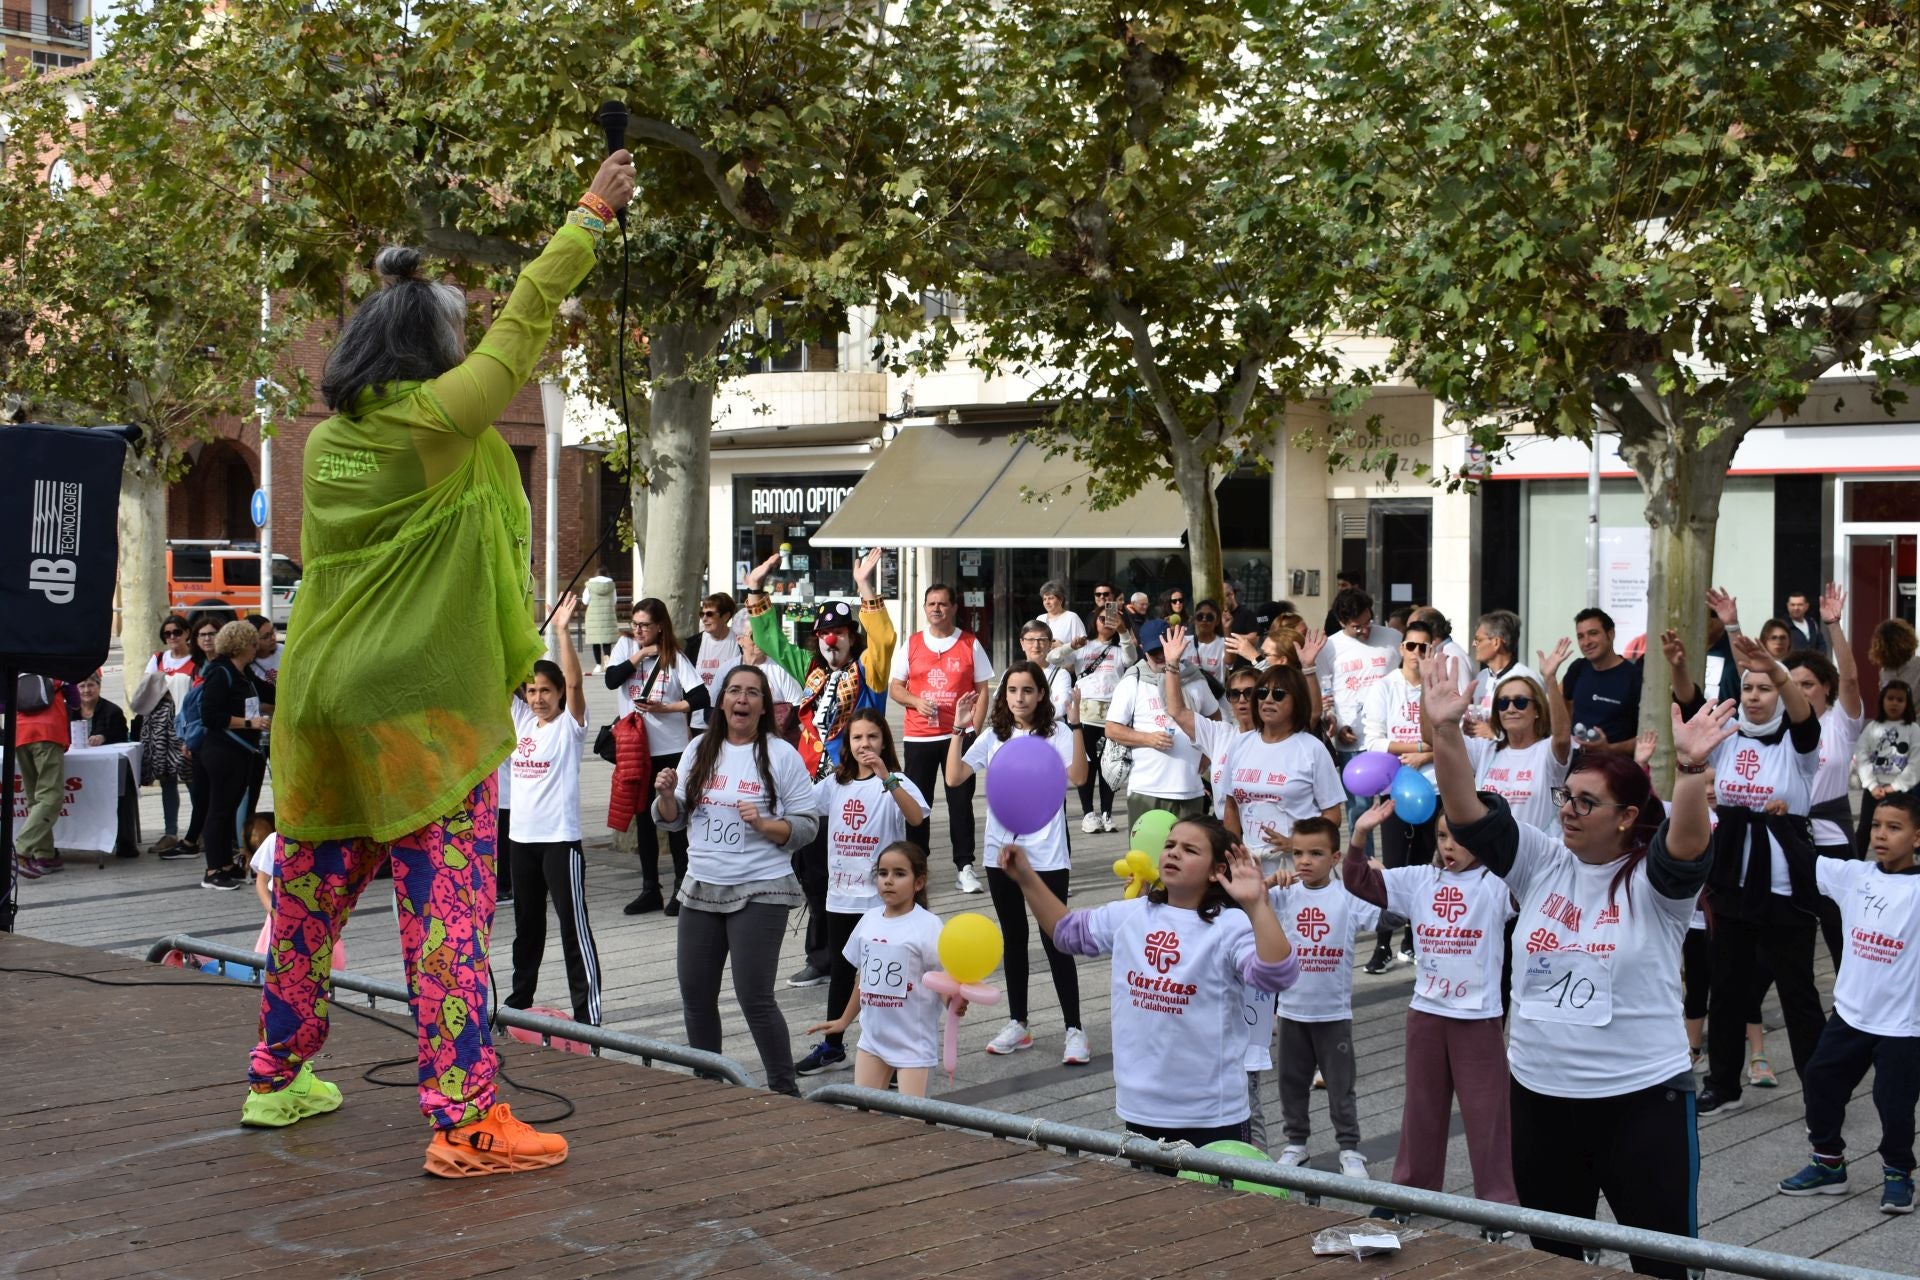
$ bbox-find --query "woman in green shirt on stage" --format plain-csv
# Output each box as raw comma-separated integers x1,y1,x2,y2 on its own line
241,150,635,1180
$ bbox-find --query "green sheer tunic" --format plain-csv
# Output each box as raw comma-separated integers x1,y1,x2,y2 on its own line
275,224,596,842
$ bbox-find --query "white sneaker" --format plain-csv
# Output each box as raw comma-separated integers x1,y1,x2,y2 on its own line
1081,811,1102,835
1339,1149,1368,1179
985,1019,1033,1055
1277,1145,1308,1167
590,663,603,676
957,864,984,894
1100,813,1116,833
1062,1027,1091,1064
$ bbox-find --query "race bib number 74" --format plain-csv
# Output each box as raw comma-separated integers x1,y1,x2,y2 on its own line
1517,949,1613,1027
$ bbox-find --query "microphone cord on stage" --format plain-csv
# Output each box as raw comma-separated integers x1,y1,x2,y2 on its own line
0,964,577,1124
536,211,636,639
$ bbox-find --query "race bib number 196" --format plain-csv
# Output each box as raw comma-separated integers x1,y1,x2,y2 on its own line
1416,953,1480,1009
1517,949,1612,1027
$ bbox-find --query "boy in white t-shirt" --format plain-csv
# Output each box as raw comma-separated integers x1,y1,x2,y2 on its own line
1778,791,1920,1214
502,594,603,1027
1265,816,1380,1178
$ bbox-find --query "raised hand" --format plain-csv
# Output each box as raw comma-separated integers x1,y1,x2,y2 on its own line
1296,626,1327,667
551,590,579,631
1821,582,1846,626
1671,698,1736,767
1352,795,1397,837
1706,586,1740,628
1660,629,1686,670
1634,730,1658,770
854,546,885,594
587,149,638,212
745,553,781,590
1162,623,1190,665
1730,631,1779,674
1215,842,1266,907
1420,653,1468,725
1227,632,1262,665
954,690,978,727
1538,636,1574,678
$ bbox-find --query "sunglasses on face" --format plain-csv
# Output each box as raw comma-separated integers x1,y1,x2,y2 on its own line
1227,687,1256,700
700,610,719,618
162,629,183,639
1404,641,1430,654
1093,591,1112,599
1170,597,1186,606
1195,613,1218,622
1253,687,1289,701
1551,787,1627,817
1494,695,1533,711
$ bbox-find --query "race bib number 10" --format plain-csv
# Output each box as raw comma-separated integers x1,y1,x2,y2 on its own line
1517,949,1613,1027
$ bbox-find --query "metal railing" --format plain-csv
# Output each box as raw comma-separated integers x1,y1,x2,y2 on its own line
810,1085,1903,1280
143,932,757,1089
1,9,89,44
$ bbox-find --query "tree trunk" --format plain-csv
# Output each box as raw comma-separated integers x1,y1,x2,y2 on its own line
1631,427,1733,784
1170,446,1223,608
116,447,169,702
637,319,723,626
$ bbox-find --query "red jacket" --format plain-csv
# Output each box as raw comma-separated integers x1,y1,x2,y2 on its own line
605,713,654,833
15,682,73,751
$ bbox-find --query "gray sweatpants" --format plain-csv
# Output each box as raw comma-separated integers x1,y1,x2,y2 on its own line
1246,1070,1269,1152
1277,1016,1360,1150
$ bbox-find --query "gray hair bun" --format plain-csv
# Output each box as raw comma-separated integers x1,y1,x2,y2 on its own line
373,245,423,285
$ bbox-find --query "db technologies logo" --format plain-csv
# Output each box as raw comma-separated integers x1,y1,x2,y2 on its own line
29,479,83,604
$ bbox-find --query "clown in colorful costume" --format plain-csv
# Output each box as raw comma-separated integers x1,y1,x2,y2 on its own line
746,547,896,780
243,152,637,1178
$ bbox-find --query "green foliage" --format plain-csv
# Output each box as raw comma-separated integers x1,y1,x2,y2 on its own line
1314,0,1920,483
0,68,307,470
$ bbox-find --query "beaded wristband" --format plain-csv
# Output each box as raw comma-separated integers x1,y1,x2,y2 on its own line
566,208,608,236
578,191,616,222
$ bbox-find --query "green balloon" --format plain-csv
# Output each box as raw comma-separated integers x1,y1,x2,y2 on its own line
1177,1141,1290,1198
1131,810,1177,868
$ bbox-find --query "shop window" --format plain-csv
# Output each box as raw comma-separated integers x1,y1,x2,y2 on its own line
1843,479,1920,523
733,473,869,601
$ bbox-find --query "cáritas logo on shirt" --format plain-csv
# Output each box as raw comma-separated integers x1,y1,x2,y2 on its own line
841,797,869,831
1144,928,1181,973
1294,906,1330,943
1433,885,1468,923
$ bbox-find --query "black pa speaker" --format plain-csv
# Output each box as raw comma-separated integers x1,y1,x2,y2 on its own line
0,424,134,682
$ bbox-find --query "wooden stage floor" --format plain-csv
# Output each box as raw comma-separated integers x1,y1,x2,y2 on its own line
0,933,1609,1279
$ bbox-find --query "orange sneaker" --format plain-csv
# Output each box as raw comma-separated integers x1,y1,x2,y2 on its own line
422,1102,568,1178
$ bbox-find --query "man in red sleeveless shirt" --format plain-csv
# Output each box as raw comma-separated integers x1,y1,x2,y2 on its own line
889,582,994,893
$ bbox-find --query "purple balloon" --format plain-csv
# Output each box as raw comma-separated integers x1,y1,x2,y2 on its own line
986,735,1070,834
1341,750,1400,797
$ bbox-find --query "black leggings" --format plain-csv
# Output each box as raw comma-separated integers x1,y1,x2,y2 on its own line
506,839,603,1025
903,738,978,869
1705,894,1825,1100
184,752,209,844
821,909,861,1048
198,737,256,873
1510,1079,1698,1280
1077,724,1115,816
986,865,1081,1028
1682,927,1710,1022
629,750,689,890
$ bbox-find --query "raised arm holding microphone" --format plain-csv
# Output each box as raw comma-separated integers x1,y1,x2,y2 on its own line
242,148,637,1179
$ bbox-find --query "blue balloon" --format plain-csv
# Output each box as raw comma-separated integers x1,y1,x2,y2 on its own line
1389,765,1438,825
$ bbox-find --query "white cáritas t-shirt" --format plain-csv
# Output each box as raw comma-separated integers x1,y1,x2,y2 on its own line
507,698,588,843
666,736,818,886
1269,880,1381,1023
844,904,946,1069
815,771,927,914
1076,898,1266,1128
964,726,1076,871
1380,865,1515,1020
1467,737,1572,839
1223,733,1347,849
1817,857,1920,1037
1107,668,1219,800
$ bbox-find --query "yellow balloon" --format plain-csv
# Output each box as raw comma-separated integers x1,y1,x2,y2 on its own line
1112,857,1135,879
938,912,1004,985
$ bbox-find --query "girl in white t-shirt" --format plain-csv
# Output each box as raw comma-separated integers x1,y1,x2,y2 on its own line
999,816,1298,1155
501,593,602,1026
1067,604,1136,833
1429,651,1735,1279
1362,619,1448,968
1781,583,1864,964
809,842,952,1097
946,663,1089,1064
654,663,821,1097
1189,600,1230,689
794,710,927,1077
1344,797,1518,1209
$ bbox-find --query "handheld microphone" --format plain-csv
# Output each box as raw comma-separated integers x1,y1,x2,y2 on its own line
597,100,630,227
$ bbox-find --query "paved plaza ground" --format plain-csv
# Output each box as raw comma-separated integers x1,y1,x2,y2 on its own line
9,646,1914,1275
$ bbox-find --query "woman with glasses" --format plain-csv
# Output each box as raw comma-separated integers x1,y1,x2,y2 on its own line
1464,639,1576,841
1164,626,1342,871
1669,629,1827,1119
1020,621,1076,721
1190,600,1228,688
1362,618,1446,970
1427,652,1735,1279
136,614,200,856
1066,598,1135,834
606,598,709,915
654,664,820,1095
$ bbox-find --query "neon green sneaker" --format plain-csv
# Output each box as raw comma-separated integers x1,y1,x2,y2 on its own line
241,1062,343,1128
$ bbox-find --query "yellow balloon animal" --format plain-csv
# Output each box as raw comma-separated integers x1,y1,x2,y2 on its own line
1111,849,1162,899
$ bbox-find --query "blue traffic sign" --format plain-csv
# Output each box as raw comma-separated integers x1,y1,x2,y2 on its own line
250,488,267,528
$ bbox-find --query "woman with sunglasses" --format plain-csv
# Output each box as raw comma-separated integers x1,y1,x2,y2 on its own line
1362,618,1446,969
136,614,201,856
606,598,708,915
1428,651,1735,1278
1462,639,1577,841
1189,600,1228,688
1670,629,1827,1118
1067,598,1135,834
1163,625,1342,871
